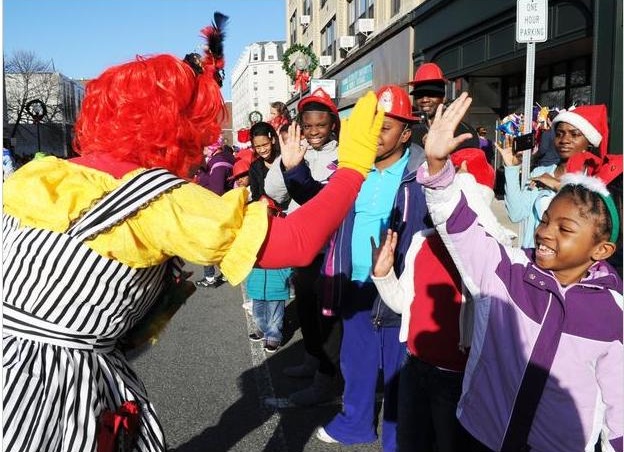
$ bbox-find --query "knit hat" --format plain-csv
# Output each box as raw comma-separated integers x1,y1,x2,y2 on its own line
552,104,609,158
206,135,225,153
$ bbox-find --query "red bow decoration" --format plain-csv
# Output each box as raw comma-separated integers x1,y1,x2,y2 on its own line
294,69,310,92
97,401,141,452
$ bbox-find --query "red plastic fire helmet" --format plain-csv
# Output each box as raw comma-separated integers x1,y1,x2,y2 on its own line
297,87,339,116
375,85,419,122
408,62,447,86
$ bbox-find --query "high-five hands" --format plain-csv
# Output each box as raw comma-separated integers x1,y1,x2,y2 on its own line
337,91,385,178
424,92,473,175
278,122,306,170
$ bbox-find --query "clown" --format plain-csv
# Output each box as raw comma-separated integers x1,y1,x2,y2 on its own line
2,13,384,452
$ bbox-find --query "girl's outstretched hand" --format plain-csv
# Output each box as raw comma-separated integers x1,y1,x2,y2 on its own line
279,122,306,170
372,229,398,278
425,92,473,175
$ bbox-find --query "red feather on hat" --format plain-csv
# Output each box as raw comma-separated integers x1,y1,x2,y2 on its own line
200,12,229,85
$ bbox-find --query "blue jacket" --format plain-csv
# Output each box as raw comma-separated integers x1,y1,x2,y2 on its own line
246,267,292,301
285,145,428,327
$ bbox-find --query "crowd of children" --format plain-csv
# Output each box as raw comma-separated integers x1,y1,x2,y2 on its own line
3,15,621,450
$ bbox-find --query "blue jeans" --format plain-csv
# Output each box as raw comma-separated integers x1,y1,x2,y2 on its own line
252,299,285,343
203,265,216,279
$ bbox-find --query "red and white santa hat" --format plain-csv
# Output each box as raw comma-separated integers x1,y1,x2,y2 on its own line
552,104,609,158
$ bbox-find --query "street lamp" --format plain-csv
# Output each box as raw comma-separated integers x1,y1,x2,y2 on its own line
25,99,47,153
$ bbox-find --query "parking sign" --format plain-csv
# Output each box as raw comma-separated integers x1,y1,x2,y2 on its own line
516,0,548,43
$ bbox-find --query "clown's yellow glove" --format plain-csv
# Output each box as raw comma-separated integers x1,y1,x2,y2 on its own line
337,91,385,177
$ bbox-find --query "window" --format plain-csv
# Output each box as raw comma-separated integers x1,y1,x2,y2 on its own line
321,16,337,61
253,68,258,75
391,0,400,16
358,0,367,19
320,0,327,7
348,0,356,35
505,56,592,114
269,69,274,74
303,0,312,17
290,12,297,44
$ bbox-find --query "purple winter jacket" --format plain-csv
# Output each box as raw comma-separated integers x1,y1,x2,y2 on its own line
418,161,623,452
195,149,235,195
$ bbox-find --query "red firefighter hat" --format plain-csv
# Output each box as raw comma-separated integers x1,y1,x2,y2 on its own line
297,88,338,116
408,62,447,96
375,85,419,122
228,157,251,181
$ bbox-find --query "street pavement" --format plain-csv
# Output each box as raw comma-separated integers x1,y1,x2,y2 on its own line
129,264,382,452
130,199,518,451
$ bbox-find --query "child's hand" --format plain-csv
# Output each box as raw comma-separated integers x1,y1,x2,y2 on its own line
424,92,473,175
496,135,520,167
371,229,398,277
279,122,306,170
529,173,560,191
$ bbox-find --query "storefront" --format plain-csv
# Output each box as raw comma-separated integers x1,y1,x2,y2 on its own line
411,0,622,152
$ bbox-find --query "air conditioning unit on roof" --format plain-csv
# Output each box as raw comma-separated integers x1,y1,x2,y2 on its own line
300,15,311,26
319,55,333,67
339,35,355,49
356,18,375,35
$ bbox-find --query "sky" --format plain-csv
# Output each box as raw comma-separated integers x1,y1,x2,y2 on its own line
2,0,286,100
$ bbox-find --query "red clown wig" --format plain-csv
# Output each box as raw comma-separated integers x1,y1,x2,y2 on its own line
74,14,228,178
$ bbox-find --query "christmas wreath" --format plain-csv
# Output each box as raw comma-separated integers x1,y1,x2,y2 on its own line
282,43,319,81
248,110,263,124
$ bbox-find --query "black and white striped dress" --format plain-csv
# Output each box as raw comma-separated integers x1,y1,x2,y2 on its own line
3,168,185,452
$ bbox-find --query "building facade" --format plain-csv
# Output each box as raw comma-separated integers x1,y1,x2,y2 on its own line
284,0,622,152
230,41,290,145
4,72,85,158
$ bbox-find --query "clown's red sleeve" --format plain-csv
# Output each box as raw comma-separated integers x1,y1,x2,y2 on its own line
255,168,363,268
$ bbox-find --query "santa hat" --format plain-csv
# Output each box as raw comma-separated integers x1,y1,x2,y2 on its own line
552,104,609,158
450,148,495,189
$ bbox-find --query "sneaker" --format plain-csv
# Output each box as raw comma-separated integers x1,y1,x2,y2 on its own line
219,274,228,283
195,276,217,288
264,340,280,353
283,353,319,378
248,332,264,342
288,371,336,406
315,426,339,444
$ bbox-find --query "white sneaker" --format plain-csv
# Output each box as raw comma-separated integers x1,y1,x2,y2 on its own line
315,426,339,444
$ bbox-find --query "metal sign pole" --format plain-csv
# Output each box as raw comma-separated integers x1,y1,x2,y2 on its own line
518,41,536,242
515,0,548,244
